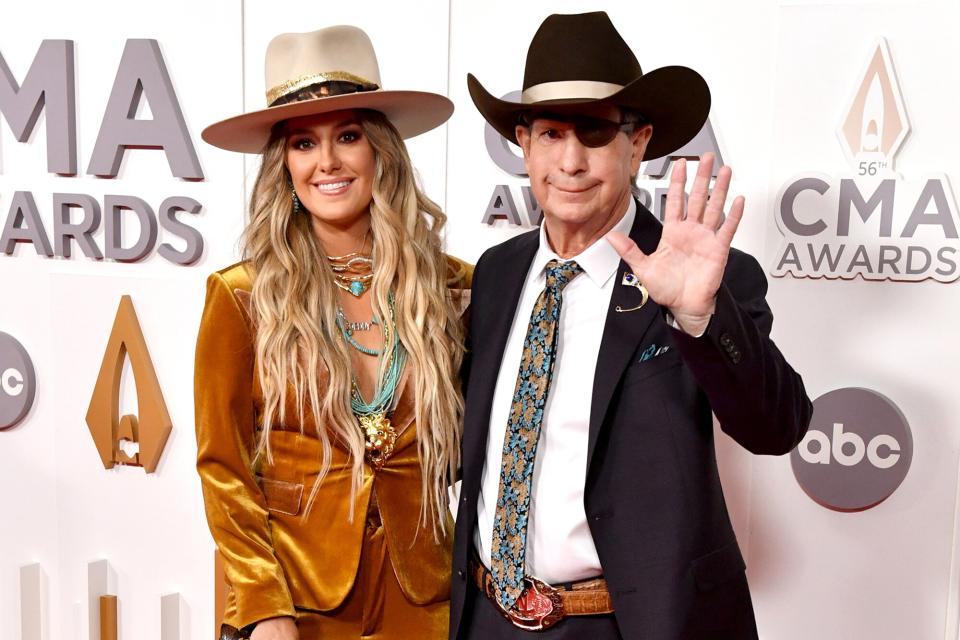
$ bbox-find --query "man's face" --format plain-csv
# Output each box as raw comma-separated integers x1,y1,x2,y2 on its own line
516,105,652,230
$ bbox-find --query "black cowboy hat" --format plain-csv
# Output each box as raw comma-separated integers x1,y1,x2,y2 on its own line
467,11,711,160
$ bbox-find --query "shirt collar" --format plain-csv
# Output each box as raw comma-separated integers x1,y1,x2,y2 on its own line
534,197,636,287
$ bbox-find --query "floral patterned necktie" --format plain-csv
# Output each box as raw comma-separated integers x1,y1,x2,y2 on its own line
490,259,584,611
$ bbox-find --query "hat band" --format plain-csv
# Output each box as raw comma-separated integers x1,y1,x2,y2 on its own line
266,70,379,106
521,80,624,104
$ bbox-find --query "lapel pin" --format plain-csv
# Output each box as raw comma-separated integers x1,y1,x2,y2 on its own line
616,272,649,313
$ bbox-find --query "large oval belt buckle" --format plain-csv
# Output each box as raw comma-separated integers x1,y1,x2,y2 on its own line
507,576,565,631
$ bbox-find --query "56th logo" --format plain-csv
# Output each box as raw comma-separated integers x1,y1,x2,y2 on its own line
772,39,959,283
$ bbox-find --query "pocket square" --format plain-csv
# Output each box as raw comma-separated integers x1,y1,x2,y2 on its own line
639,344,671,362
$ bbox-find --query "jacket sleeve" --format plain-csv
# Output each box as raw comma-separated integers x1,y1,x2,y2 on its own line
668,250,813,455
194,272,296,628
459,250,485,402
445,253,475,484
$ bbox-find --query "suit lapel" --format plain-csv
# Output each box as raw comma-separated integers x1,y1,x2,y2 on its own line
462,230,540,493
587,203,664,467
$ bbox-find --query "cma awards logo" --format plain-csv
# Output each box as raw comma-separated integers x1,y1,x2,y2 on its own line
0,39,204,265
791,387,912,512
0,332,37,431
86,295,172,473
480,90,725,226
773,39,960,282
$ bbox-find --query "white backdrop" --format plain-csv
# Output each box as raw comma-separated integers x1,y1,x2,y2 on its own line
1,1,957,639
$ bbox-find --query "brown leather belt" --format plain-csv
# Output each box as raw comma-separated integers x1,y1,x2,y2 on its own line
470,558,614,631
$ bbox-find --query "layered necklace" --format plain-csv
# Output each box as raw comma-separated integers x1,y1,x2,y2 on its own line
328,233,405,469
327,231,372,297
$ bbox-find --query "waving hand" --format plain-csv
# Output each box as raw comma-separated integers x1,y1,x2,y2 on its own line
607,152,744,336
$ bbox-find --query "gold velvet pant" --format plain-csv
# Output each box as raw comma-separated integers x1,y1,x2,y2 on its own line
293,507,449,639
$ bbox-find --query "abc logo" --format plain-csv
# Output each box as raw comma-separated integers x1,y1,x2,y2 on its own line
798,423,901,469
0,332,37,431
791,387,912,512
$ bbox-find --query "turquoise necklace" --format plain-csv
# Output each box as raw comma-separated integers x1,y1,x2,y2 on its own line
335,309,380,355
336,292,406,468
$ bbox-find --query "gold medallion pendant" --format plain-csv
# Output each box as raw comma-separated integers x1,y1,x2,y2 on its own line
359,412,397,470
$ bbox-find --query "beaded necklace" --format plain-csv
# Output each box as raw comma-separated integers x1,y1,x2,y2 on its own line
336,309,380,355
336,293,405,469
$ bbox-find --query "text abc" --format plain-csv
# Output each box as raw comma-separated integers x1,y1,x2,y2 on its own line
798,423,901,469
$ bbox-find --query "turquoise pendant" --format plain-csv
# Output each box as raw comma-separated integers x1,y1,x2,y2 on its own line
350,281,366,297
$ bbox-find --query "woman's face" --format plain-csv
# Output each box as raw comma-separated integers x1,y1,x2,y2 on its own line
284,109,376,236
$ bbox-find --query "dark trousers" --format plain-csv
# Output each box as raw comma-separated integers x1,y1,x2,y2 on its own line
459,580,623,640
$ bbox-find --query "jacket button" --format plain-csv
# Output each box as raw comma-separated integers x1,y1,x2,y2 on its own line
457,569,465,580
720,334,733,347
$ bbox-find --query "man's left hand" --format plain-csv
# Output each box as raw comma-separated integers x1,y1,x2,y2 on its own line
607,152,744,337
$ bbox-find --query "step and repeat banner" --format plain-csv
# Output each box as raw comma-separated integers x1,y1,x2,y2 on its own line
1,0,958,639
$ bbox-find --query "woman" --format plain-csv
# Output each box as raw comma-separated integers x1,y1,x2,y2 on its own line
195,26,469,640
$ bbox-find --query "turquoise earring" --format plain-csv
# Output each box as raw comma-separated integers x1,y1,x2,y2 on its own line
290,181,301,214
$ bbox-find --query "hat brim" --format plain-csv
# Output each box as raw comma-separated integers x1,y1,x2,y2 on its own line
467,66,710,161
202,90,454,153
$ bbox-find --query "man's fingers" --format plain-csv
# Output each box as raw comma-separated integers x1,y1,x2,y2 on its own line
606,231,649,275
686,152,714,223
703,164,732,230
717,195,745,247
664,158,686,224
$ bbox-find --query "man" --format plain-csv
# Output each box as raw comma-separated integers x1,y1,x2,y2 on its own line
450,11,812,640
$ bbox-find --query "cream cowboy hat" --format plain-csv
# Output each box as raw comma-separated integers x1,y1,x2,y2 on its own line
202,25,454,153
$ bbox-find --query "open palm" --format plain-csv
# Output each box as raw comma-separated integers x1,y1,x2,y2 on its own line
608,152,744,335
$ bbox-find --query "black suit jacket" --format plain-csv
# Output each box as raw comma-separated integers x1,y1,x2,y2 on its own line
450,203,812,640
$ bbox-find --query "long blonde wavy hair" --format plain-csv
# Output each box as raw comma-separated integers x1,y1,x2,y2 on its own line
242,108,463,535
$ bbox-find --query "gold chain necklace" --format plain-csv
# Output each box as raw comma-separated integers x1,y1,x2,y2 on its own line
327,230,373,297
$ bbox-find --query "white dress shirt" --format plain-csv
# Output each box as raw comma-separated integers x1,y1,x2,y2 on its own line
475,199,637,585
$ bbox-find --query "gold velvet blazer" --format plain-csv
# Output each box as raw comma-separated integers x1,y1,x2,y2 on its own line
194,258,471,630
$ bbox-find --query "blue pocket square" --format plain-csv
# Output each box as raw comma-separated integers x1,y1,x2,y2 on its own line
639,344,671,362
